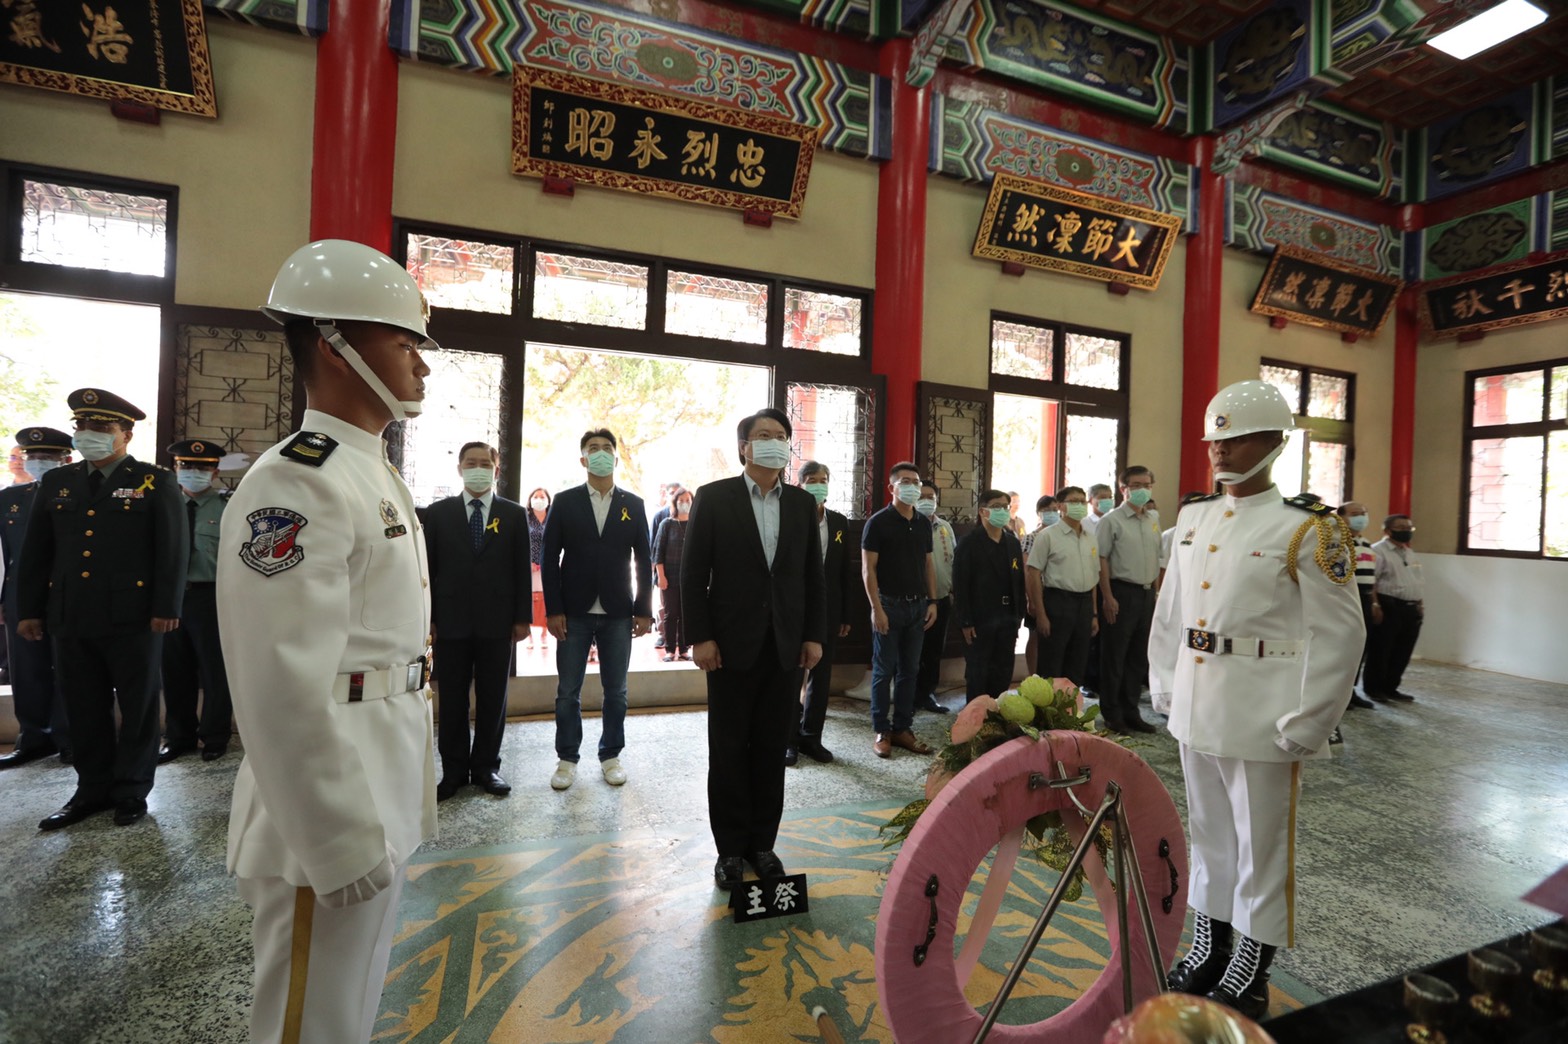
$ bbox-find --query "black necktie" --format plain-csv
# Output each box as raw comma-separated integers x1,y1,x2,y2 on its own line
87,470,103,495
470,499,485,552
187,498,198,546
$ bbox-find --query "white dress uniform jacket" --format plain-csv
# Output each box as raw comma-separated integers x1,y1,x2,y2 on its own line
219,410,437,894
1149,486,1364,761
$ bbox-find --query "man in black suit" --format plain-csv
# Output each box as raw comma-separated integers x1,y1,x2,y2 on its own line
540,428,652,792
784,460,856,766
953,489,1028,701
0,426,75,768
18,389,188,830
684,408,825,892
425,441,532,800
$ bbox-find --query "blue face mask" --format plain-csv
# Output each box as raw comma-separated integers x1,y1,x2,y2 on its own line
1039,511,1060,527
1065,502,1089,521
749,438,791,470
895,483,921,505
22,459,63,481
1096,497,1114,514
72,430,116,461
1127,488,1152,507
585,449,615,477
803,482,829,505
1347,514,1369,532
176,469,213,494
915,499,937,517
987,507,1012,529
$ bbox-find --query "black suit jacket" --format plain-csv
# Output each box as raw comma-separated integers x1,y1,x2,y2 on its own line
17,456,188,636
817,508,860,631
424,493,532,640
682,474,825,672
540,484,653,619
952,527,1027,629
0,481,38,614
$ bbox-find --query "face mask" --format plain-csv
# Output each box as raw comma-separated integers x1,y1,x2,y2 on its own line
585,450,615,477
176,469,213,494
1389,530,1413,544
1096,498,1114,514
915,499,937,517
675,501,692,516
1065,502,1089,521
1040,510,1060,527
987,507,1012,529
1127,488,1152,507
318,322,422,420
803,482,829,505
22,459,63,481
461,467,494,493
72,430,116,460
895,483,921,505
1347,514,1368,532
530,496,549,511
1214,437,1287,487
748,438,791,470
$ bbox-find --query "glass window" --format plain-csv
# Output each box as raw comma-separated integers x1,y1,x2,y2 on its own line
1063,331,1121,390
1308,440,1348,505
532,252,648,329
1063,414,1119,492
1472,370,1545,426
405,233,514,314
786,381,876,518
665,271,768,344
1308,373,1350,421
1277,431,1308,497
1467,436,1544,552
992,392,1058,519
389,347,507,507
1260,363,1303,414
20,179,168,277
1548,431,1568,558
1552,367,1568,422
783,287,862,356
990,319,1054,381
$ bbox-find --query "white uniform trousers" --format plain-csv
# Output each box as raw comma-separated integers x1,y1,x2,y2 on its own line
238,868,407,1044
1178,746,1300,948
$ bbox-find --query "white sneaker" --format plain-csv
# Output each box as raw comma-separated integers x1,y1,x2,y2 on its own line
601,758,627,786
550,760,576,791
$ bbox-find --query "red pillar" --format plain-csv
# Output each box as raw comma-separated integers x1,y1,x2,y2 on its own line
872,39,930,468
310,0,399,252
1179,136,1224,495
1388,287,1419,515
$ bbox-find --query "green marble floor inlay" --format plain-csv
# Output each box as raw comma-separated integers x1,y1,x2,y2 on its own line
373,802,1320,1042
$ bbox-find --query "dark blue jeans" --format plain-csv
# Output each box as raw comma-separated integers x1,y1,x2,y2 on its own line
554,614,632,763
871,595,927,734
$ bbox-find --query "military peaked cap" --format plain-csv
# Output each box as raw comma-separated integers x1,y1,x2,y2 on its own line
68,388,146,424
168,438,224,463
14,426,73,452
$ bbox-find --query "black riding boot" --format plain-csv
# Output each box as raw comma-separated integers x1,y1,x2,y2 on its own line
1206,933,1277,1021
1167,912,1233,994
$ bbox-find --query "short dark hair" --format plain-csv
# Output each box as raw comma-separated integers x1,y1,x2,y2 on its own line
1056,485,1086,502
799,460,829,483
1120,466,1153,485
283,319,319,381
889,460,919,481
978,488,1009,508
580,428,617,452
1035,494,1055,512
921,479,939,495
459,441,498,466
1335,502,1365,516
736,408,792,463
1384,513,1411,529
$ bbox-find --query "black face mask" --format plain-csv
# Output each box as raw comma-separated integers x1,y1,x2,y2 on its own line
1389,530,1413,543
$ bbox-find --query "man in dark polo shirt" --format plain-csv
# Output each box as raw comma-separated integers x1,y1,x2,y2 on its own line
861,461,937,758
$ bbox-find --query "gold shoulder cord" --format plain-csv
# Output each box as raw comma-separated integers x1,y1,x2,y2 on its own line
1286,515,1355,585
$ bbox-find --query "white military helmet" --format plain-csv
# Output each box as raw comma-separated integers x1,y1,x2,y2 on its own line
1201,380,1296,441
261,239,433,342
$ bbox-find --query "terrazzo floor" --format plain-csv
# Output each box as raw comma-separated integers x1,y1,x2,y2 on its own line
0,659,1563,1042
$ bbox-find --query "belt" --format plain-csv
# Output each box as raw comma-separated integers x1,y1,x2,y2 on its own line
332,654,431,704
1045,587,1093,598
881,593,925,602
1111,579,1154,590
1184,629,1303,660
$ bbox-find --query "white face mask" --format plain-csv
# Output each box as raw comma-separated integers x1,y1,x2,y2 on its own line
749,438,791,470
176,469,213,494
461,466,494,493
72,430,117,461
22,459,63,481
915,498,937,517
894,483,921,505
530,496,549,511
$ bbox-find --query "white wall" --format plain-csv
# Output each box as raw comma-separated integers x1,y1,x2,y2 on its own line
1416,553,1568,684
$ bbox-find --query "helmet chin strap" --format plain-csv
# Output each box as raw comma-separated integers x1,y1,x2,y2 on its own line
316,321,423,420
1215,437,1287,487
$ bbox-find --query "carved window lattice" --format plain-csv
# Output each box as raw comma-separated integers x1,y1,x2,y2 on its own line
405,232,516,315
21,179,168,277
786,381,875,519
925,394,988,524
172,324,295,491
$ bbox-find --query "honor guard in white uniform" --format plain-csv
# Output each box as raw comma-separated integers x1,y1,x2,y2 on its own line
219,240,438,1044
1150,380,1364,1020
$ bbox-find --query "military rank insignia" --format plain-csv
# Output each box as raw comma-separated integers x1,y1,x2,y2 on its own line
281,432,338,467
380,499,406,539
240,508,308,576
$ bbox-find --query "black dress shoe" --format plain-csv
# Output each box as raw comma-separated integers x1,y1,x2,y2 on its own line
714,856,745,891
39,799,110,831
1386,689,1415,702
436,778,464,802
1126,718,1158,734
112,799,148,826
157,743,197,765
1348,694,1375,709
472,771,512,796
783,747,799,767
745,850,787,879
916,694,950,714
798,738,834,764
200,746,228,762
0,745,56,770
58,749,74,766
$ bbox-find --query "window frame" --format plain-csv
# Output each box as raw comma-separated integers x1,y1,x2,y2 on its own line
1459,355,1568,561
1259,357,1357,503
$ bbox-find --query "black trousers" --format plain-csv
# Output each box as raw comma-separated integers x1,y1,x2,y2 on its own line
915,594,952,699
55,631,164,803
789,618,842,745
160,584,233,749
1365,596,1422,696
435,635,514,781
3,601,70,755
708,628,794,857
1098,579,1155,726
659,580,686,652
966,613,1020,701
1036,588,1094,686
1353,586,1375,692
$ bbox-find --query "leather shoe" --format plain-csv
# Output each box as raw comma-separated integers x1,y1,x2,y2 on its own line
473,771,512,796
157,743,197,765
714,856,746,891
783,747,798,767
798,737,834,764
1126,718,1157,734
746,850,786,879
112,799,148,826
890,730,932,755
872,733,893,758
39,798,111,831
58,749,74,766
0,745,56,770
1386,689,1415,702
436,778,464,802
1348,694,1375,709
201,746,228,762
916,694,950,714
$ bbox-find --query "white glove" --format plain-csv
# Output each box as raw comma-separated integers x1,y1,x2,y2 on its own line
318,855,394,909
1151,691,1172,715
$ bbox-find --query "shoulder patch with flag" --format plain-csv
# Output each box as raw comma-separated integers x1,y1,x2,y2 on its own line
239,508,308,576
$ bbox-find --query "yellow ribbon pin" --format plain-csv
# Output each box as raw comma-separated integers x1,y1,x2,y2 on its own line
835,530,843,543
136,474,155,492
1012,558,1019,570
486,518,499,533
620,507,631,522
